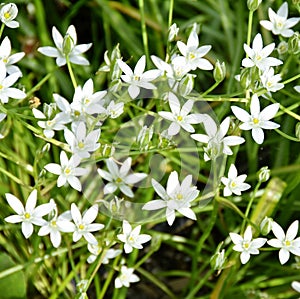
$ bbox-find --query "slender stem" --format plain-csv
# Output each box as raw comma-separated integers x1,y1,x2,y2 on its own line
201,81,221,97
282,73,300,85
246,10,253,49
0,23,5,40
275,128,300,142
166,0,174,61
66,57,77,89
138,0,149,65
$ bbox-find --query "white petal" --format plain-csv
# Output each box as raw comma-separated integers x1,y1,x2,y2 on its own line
279,248,290,264
22,222,34,239
142,200,167,210
231,106,251,122
286,220,299,241
6,193,24,215
251,127,264,144
271,221,285,240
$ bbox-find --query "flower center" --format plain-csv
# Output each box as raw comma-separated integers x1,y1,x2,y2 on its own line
116,177,122,183
2,58,7,63
176,193,183,200
74,110,81,117
230,181,237,188
51,220,57,227
4,12,11,19
285,240,291,247
84,98,90,105
24,212,31,219
133,75,140,81
188,52,196,60
46,120,54,127
255,54,262,61
277,21,283,29
253,118,259,125
0,84,3,90
243,242,250,249
177,115,183,122
78,142,85,149
64,167,71,175
79,224,85,230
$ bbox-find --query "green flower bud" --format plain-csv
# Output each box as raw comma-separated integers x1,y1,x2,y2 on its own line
277,41,288,55
260,216,273,236
62,33,74,56
247,0,262,11
213,60,226,83
288,32,300,55
210,245,226,271
295,122,300,140
257,166,271,183
178,74,195,96
137,125,153,150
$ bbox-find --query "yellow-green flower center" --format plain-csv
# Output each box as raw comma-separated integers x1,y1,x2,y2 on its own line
285,240,291,247
253,118,259,125
78,142,85,149
177,115,183,122
4,12,11,19
84,98,90,105
243,242,250,249
133,75,140,81
256,54,262,61
64,167,71,175
74,110,81,117
79,224,85,230
230,181,237,188
51,220,57,227
176,193,183,200
2,58,7,63
0,85,3,90
24,212,31,219
116,177,122,183
189,52,196,60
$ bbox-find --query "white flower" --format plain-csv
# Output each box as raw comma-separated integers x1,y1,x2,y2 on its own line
191,116,245,161
143,171,199,226
158,93,204,135
242,33,282,71
0,61,26,103
0,3,19,28
106,100,124,118
260,67,284,92
117,220,151,254
221,164,251,196
267,220,300,265
291,281,300,294
260,2,300,38
87,243,121,264
4,190,55,239
71,203,104,245
231,94,280,144
38,25,92,67
64,122,100,159
115,265,140,288
229,226,267,264
168,23,179,42
175,24,213,71
117,55,161,99
44,151,88,191
38,201,75,248
97,157,147,198
32,107,68,139
70,79,107,115
0,36,25,76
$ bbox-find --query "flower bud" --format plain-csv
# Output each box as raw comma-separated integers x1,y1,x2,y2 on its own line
277,41,288,55
168,23,179,42
178,74,195,96
210,247,226,271
257,166,271,183
295,122,300,140
137,125,153,150
260,216,273,236
247,0,262,11
213,60,226,83
62,33,74,56
288,32,300,55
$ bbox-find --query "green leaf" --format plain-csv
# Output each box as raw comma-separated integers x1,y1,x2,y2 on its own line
0,253,26,299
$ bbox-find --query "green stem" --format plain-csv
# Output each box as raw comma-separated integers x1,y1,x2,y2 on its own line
275,128,300,142
201,81,221,97
246,10,253,49
138,0,149,65
282,73,300,85
0,23,5,40
66,57,77,89
166,0,174,61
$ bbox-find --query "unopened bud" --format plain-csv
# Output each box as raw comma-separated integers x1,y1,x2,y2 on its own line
277,41,289,55
213,60,226,83
260,216,273,236
178,74,195,96
168,23,179,42
288,32,300,55
62,33,74,56
137,125,153,150
257,166,271,183
210,245,226,271
247,0,262,11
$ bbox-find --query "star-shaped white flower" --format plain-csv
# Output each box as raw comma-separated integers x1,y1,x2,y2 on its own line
260,67,284,92
38,200,75,248
158,92,204,136
71,203,104,245
175,24,213,71
38,25,92,67
87,243,121,264
97,157,147,198
64,122,100,159
106,100,124,119
231,94,280,144
221,164,251,196
260,2,300,38
242,33,282,71
267,220,300,265
44,151,88,191
0,36,25,76
0,3,19,28
117,220,151,254
143,171,199,226
230,226,267,264
70,79,106,115
0,61,26,103
191,115,245,161
4,190,55,239
117,55,161,99
115,265,140,288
